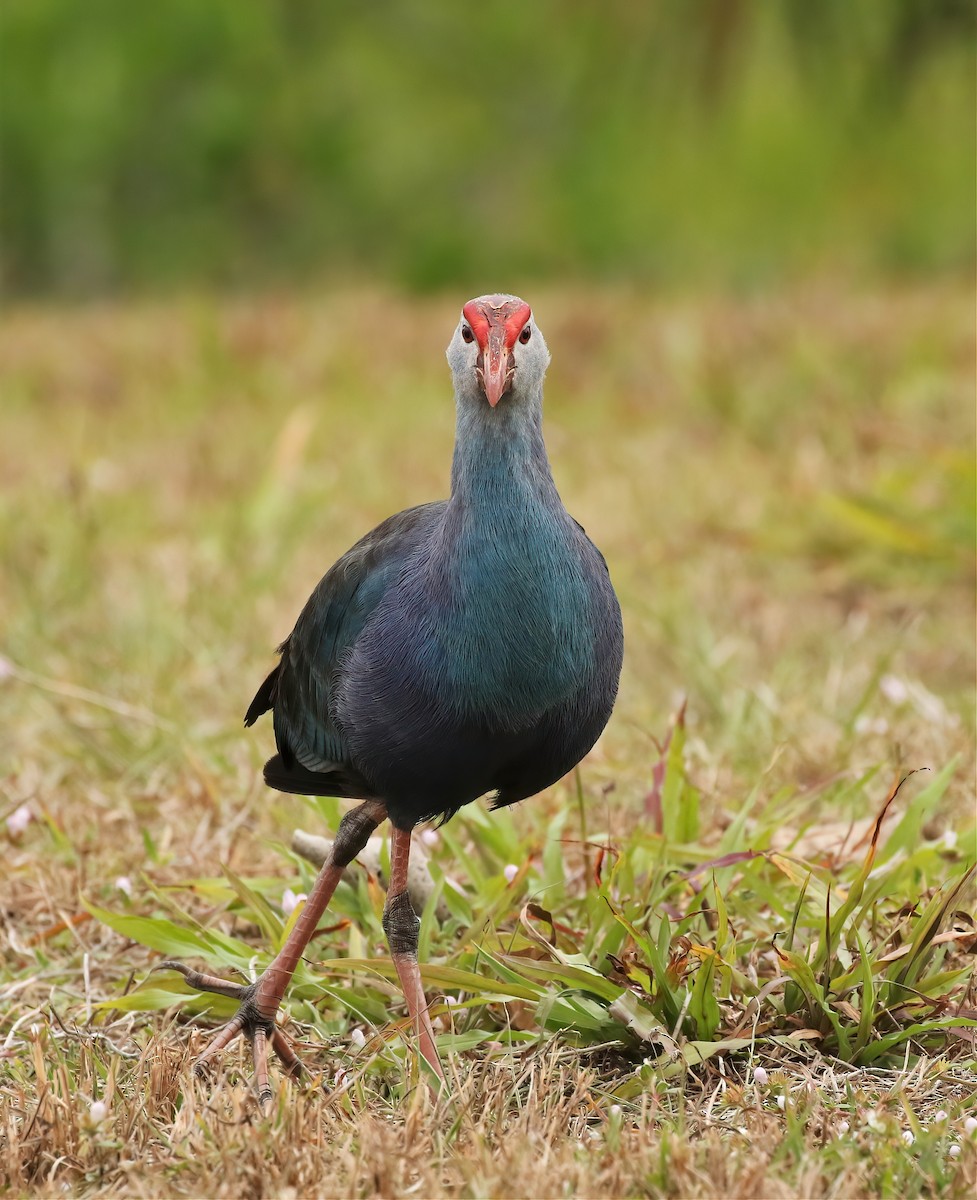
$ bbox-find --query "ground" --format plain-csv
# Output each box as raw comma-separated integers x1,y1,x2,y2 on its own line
1,283,974,1197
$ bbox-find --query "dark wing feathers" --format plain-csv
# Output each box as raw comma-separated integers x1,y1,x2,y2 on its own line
244,502,444,793
243,663,279,728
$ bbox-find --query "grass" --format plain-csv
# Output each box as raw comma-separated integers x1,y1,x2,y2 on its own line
1,282,975,1197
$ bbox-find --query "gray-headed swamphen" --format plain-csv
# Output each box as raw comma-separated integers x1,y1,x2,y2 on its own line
161,294,624,1102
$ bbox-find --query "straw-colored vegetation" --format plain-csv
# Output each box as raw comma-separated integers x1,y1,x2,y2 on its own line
2,284,974,1197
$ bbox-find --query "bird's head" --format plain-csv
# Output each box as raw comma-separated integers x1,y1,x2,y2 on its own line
447,294,550,409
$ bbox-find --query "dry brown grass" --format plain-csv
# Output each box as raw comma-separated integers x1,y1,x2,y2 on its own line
5,1028,976,1198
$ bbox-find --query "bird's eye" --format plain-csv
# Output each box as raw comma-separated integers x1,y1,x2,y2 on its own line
461,325,474,344
519,325,532,344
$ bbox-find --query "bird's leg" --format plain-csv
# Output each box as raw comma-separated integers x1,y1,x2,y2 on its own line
381,825,444,1084
159,798,386,1104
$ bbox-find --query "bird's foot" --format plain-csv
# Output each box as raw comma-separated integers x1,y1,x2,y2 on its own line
156,960,303,1108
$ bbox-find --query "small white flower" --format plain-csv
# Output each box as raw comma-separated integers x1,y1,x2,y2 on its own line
964,1116,977,1136
880,675,909,705
443,994,460,1007
281,888,307,916
89,1100,108,1124
949,1144,961,1157
776,1094,786,1111
6,803,33,836
942,831,958,851
866,1110,886,1133
753,1066,768,1087
420,828,439,847
503,864,518,882
114,876,132,896
608,1105,622,1118
837,1121,850,1135
902,1130,914,1145
934,1110,948,1122
350,1027,366,1048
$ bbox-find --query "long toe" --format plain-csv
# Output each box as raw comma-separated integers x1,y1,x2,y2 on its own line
156,959,250,1001
252,1028,272,1108
191,1010,250,1075
270,1028,305,1080
248,1026,305,1109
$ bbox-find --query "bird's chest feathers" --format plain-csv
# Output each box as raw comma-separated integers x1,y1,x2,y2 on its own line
418,501,594,721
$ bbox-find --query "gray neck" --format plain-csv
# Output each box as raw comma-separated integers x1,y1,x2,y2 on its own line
448,387,560,513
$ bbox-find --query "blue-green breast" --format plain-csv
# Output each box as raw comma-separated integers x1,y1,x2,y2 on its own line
414,497,598,726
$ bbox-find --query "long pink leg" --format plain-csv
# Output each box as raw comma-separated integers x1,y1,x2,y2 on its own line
382,825,444,1083
159,798,386,1105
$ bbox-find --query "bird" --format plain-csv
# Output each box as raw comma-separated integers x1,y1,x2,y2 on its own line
160,293,624,1104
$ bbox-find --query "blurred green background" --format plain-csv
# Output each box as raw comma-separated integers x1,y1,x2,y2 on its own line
2,0,974,297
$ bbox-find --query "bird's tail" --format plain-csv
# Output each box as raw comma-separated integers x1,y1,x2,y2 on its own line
262,753,375,801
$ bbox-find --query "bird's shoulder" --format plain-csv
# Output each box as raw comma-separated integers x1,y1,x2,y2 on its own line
297,500,446,633
244,501,445,763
